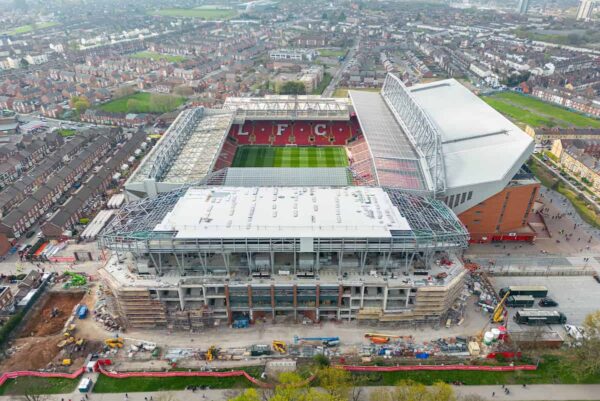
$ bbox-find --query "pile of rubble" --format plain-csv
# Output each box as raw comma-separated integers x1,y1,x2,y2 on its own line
93,286,123,332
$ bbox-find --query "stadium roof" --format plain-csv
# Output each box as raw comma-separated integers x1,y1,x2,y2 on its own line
100,186,469,251
222,167,351,187
407,79,534,190
349,90,427,192
128,108,234,186
224,95,350,121
155,187,411,239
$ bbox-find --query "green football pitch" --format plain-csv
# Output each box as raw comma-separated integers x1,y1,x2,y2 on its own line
231,146,349,168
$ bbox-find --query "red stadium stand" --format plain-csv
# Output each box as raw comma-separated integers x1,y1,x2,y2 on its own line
228,121,359,147
213,137,238,171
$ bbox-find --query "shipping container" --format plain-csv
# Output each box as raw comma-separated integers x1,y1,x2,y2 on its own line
505,295,535,308
514,309,567,325
499,286,548,298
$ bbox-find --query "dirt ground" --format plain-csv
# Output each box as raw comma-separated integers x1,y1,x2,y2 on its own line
20,291,85,338
0,335,64,371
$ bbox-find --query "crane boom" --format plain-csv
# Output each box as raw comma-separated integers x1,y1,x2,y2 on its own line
492,290,511,323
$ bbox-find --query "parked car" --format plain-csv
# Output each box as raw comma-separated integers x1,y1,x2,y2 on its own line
539,297,558,307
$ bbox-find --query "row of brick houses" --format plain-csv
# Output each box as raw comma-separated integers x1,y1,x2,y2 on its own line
41,130,146,238
0,129,119,239
81,109,152,127
0,134,92,217
0,130,63,188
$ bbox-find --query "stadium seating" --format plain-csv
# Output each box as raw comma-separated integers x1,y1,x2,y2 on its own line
228,120,362,147
346,136,376,185
213,137,238,171
374,159,423,190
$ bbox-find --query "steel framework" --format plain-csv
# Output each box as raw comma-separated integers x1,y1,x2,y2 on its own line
128,108,234,185
99,187,468,260
224,96,350,121
381,74,446,195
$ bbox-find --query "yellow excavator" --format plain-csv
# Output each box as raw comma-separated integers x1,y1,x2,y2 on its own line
105,337,124,348
206,345,218,361
492,290,511,323
272,340,286,354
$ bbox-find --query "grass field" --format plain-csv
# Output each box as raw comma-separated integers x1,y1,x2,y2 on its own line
94,373,255,393
131,51,187,63
98,92,186,114
0,377,77,395
483,92,600,128
2,21,58,35
57,129,76,138
153,7,237,19
353,355,600,386
232,146,349,168
333,87,381,98
318,48,348,58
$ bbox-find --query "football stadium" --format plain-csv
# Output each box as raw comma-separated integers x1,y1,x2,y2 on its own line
101,74,536,329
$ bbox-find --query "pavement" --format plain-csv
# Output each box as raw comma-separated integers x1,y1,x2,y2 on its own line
4,385,600,401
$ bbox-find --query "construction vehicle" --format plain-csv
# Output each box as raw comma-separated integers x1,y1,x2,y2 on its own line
364,333,401,344
293,336,340,347
232,318,249,328
105,337,124,348
249,344,272,356
62,359,72,366
57,337,75,348
206,345,218,361
272,340,286,354
492,290,511,323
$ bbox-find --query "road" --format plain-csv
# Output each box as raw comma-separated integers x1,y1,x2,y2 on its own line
322,41,359,97
4,384,600,401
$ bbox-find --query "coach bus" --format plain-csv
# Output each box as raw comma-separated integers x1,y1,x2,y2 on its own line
499,286,548,298
505,295,535,308
514,309,567,325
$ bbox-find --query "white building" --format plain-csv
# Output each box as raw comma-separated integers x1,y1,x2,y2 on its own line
576,0,594,21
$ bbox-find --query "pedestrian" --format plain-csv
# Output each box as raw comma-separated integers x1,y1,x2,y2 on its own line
492,392,495,397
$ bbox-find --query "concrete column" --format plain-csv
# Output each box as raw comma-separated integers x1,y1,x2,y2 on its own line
224,285,232,325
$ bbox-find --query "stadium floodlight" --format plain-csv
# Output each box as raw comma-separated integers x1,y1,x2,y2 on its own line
381,73,446,196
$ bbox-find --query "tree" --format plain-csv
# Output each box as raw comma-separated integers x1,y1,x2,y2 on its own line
574,310,600,379
69,96,90,113
278,81,306,95
369,380,456,401
114,86,136,98
173,85,194,97
318,366,352,401
229,389,261,401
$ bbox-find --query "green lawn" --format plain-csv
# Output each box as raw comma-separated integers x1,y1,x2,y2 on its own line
483,92,600,128
131,51,187,63
98,92,186,114
333,87,381,98
57,129,76,138
0,377,77,395
94,367,263,393
152,7,237,19
232,146,349,168
2,21,58,35
355,355,600,386
318,48,348,58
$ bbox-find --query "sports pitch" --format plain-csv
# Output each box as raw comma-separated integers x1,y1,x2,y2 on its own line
232,146,349,168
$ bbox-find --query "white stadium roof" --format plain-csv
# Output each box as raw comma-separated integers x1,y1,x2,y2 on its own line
408,80,533,190
154,187,410,239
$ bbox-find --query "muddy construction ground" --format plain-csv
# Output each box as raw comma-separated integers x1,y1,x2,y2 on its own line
0,290,88,372
20,291,84,337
